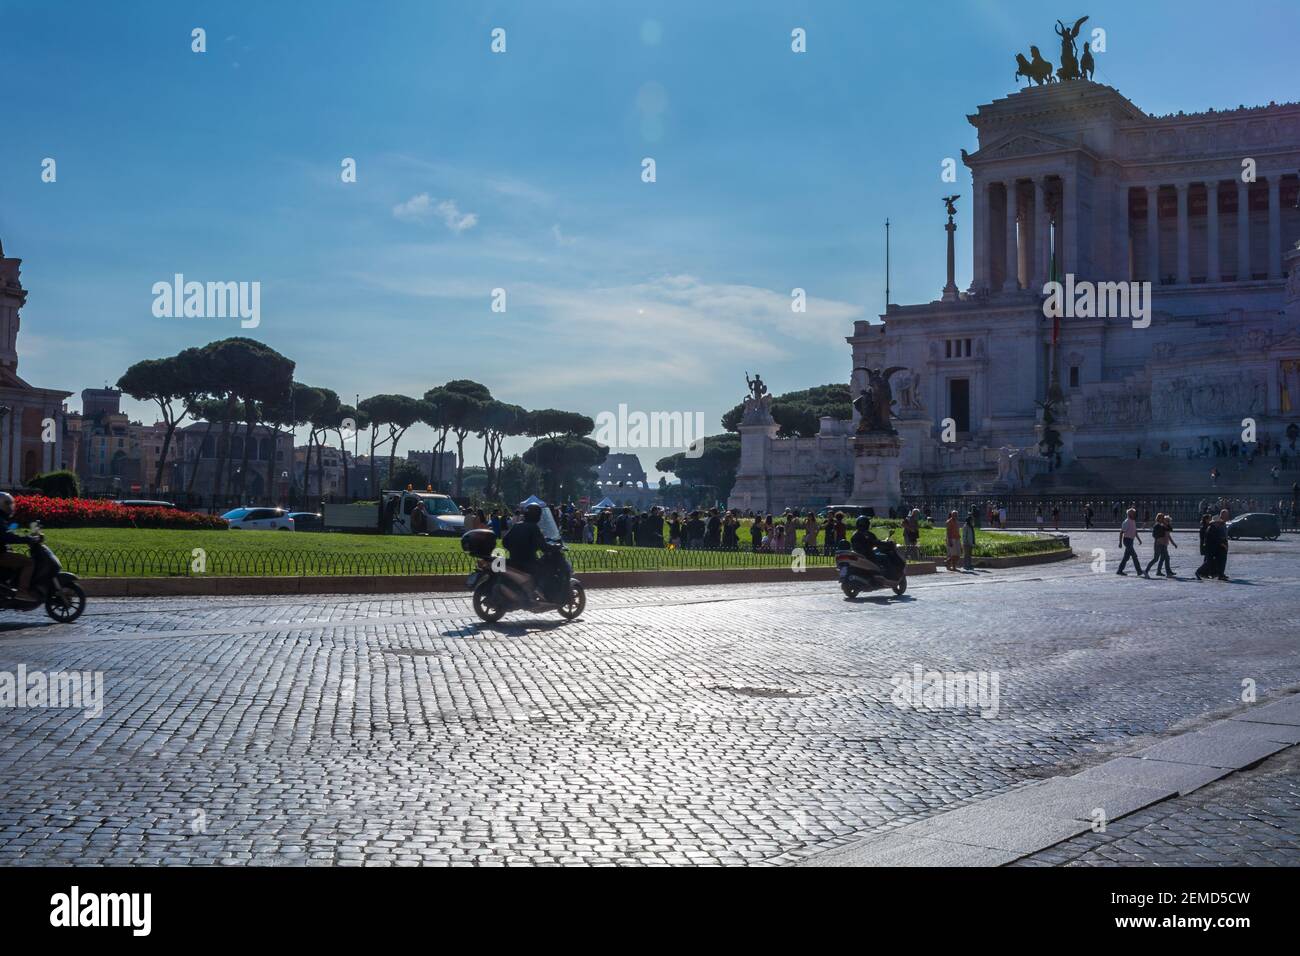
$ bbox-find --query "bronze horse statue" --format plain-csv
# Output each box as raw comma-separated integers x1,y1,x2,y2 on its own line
1015,46,1055,86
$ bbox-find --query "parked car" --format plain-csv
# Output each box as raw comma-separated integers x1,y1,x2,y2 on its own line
113,499,177,510
287,511,322,531
221,507,295,531
1226,512,1281,541
815,504,877,520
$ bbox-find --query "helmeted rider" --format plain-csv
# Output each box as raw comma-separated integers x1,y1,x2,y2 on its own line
850,513,904,578
503,503,547,597
849,514,882,560
0,493,41,601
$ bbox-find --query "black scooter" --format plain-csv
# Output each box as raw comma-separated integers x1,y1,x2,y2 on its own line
835,533,908,599
462,529,585,623
0,526,87,622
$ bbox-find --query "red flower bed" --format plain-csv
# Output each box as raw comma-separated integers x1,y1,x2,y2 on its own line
12,495,229,530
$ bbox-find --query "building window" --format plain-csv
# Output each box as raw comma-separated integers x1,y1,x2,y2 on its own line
948,379,971,433
945,340,952,359
1069,366,1080,388
964,338,972,357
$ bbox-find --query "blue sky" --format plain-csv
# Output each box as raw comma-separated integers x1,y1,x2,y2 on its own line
1,0,1294,481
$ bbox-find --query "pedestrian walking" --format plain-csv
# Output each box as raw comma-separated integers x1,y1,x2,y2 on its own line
945,510,961,572
903,509,921,550
1195,513,1212,579
1206,509,1231,581
962,512,976,571
1142,513,1176,578
1116,507,1142,576
1051,505,1061,531
1083,502,1093,529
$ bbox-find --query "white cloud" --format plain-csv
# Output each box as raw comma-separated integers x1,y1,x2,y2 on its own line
494,274,861,390
392,193,478,233
551,224,576,245
435,199,478,233
392,193,434,222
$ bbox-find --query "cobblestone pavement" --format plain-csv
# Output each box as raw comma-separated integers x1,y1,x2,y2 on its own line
1013,745,1300,866
0,531,1296,866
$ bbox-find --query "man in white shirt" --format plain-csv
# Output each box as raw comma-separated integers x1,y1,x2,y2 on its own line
1116,507,1142,576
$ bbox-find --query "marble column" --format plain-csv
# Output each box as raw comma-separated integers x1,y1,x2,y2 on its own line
1034,177,1051,287
987,181,1000,291
1060,173,1076,276
1175,182,1190,285
1206,181,1221,282
1003,180,1019,292
1268,176,1283,280
971,178,988,292
1145,185,1160,283
1237,179,1251,280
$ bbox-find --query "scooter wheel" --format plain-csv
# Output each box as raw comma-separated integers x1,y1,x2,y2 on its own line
558,581,586,620
472,579,506,623
45,581,86,623
841,583,861,598
892,577,908,596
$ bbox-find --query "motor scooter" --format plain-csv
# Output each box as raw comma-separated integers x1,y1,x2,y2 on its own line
0,524,88,622
461,527,586,623
835,532,908,599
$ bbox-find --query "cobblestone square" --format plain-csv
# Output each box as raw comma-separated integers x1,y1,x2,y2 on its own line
1,531,1297,866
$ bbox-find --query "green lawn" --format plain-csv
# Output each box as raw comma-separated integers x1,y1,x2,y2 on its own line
41,523,1065,578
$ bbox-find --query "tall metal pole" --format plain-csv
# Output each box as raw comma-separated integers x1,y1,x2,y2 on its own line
884,218,891,314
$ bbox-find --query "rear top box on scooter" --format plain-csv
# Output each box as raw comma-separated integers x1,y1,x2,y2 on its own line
461,529,496,558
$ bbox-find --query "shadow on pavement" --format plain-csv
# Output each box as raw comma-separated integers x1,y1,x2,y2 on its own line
441,618,578,638
0,620,58,636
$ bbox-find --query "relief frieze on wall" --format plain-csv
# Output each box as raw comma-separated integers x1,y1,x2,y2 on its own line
1083,390,1151,426
1149,373,1268,423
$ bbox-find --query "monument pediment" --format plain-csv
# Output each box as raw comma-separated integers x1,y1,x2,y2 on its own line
963,130,1086,166
1268,330,1300,355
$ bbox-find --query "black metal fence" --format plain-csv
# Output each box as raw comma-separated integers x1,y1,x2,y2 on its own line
58,546,841,578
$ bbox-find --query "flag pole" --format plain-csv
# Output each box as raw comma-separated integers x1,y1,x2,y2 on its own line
884,218,891,315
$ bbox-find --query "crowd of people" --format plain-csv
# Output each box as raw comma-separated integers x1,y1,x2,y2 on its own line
1198,434,1297,469
1114,506,1234,581
460,503,920,555
449,492,1267,586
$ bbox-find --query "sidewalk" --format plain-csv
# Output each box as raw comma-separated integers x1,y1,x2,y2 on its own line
1013,745,1300,866
796,692,1300,867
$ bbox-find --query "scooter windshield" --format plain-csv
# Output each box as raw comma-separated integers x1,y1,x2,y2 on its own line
538,507,562,543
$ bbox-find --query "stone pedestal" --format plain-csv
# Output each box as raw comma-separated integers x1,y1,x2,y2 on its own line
726,403,779,513
847,433,903,514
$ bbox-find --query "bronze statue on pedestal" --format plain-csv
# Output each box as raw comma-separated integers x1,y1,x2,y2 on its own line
852,366,908,435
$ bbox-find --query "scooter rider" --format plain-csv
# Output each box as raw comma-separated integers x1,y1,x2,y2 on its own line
850,514,903,579
503,503,547,600
849,514,881,558
0,493,41,601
